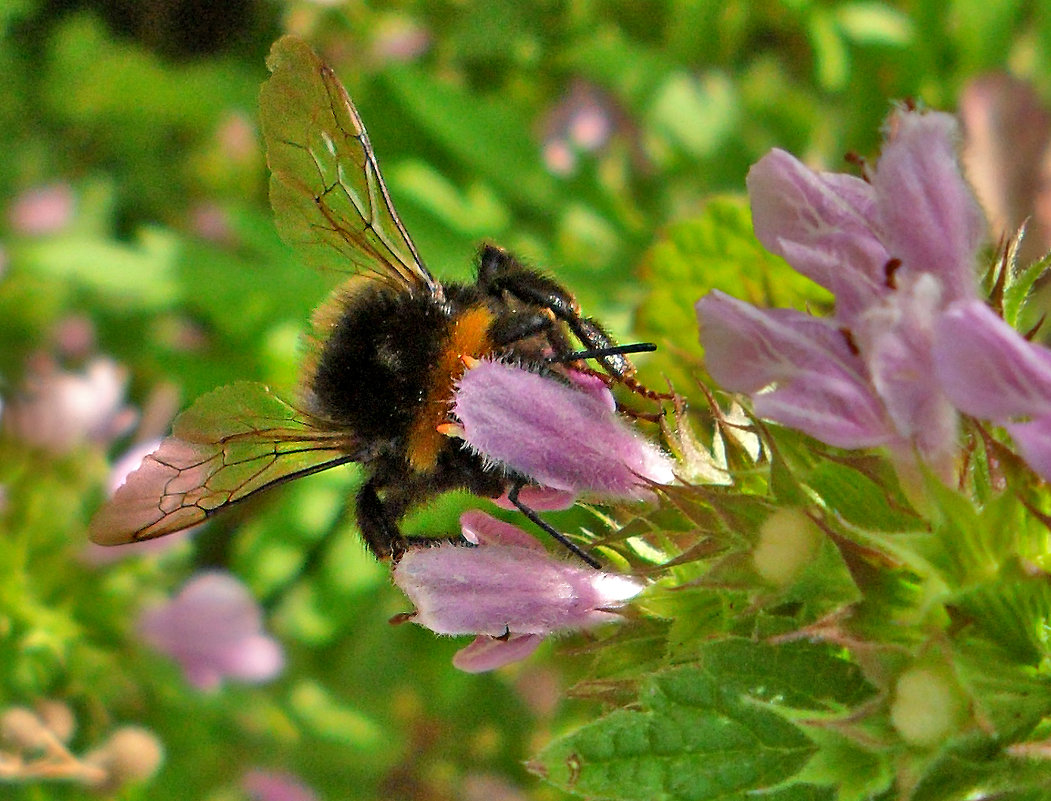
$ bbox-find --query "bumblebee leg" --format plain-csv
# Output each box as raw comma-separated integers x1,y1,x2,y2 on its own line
477,245,637,379
488,310,557,348
507,479,600,568
356,479,407,560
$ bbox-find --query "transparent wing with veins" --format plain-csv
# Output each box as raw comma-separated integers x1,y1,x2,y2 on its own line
260,35,438,295
89,382,360,545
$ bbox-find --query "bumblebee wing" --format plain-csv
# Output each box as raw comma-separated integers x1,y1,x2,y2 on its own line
89,382,359,545
260,35,438,295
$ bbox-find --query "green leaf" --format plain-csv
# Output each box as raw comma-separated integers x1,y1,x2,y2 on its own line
1003,250,1051,330
909,733,1051,801
836,4,914,45
794,726,894,801
535,640,873,799
806,460,921,532
380,66,559,214
13,227,181,310
535,664,814,800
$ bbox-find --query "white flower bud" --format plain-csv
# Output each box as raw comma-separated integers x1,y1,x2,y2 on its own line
890,665,966,748
752,508,822,586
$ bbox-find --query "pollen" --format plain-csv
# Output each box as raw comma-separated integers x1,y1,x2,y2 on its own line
437,422,465,438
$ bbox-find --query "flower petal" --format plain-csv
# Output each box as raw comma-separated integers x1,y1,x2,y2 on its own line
453,360,674,499
697,291,892,448
858,274,958,467
1005,417,1051,482
933,299,1051,420
874,110,984,304
747,148,888,321
452,634,544,673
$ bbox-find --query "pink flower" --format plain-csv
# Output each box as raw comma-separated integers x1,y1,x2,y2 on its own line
137,572,284,690
540,81,622,176
934,300,1051,481
392,511,644,672
242,770,317,801
452,359,674,500
3,356,136,454
8,183,75,235
698,108,985,475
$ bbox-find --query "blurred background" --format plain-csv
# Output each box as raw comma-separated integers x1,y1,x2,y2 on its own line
3,1,1051,799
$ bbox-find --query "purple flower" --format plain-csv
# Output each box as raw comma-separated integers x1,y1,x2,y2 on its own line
392,510,644,672
137,572,284,690
3,356,137,454
540,81,622,176
8,183,75,236
934,300,1051,481
242,770,317,801
452,359,675,500
698,108,986,475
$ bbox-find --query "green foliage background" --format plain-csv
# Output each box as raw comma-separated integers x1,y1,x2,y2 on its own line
4,1,1051,799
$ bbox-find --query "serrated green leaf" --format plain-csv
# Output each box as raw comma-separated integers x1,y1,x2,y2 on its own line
954,640,1051,739
1003,251,1051,329
794,726,893,801
909,733,1051,801
806,460,921,532
534,661,816,800
636,198,831,378
536,640,875,799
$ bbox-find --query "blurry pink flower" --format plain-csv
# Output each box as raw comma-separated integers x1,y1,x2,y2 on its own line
52,315,96,360
698,108,985,476
371,17,431,63
393,510,644,672
540,82,621,176
452,359,674,500
934,300,1051,481
216,111,258,165
137,572,284,690
3,356,136,454
9,183,75,235
188,203,235,244
242,769,317,801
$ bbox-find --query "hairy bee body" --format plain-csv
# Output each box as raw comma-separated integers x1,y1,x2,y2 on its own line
88,36,647,569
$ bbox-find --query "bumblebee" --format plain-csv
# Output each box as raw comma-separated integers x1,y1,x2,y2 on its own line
89,36,655,567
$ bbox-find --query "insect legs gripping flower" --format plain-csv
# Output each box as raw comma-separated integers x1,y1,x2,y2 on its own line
88,36,672,571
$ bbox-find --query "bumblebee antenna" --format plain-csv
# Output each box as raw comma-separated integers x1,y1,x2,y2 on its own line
550,342,657,364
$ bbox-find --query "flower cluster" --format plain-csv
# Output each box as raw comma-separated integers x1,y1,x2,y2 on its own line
697,106,1051,484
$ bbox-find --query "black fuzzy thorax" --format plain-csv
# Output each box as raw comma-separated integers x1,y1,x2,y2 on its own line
308,282,484,451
